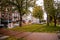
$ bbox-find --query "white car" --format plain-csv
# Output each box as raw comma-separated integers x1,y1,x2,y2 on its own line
0,24,4,28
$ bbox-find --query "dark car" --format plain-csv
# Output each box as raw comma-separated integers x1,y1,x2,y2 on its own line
1,18,12,28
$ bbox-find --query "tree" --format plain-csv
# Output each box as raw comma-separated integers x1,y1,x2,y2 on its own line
55,1,60,25
11,0,36,27
0,0,36,27
32,6,43,23
44,0,56,26
0,0,14,28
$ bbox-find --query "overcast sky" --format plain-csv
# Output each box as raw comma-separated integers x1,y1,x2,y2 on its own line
29,0,44,12
36,0,43,6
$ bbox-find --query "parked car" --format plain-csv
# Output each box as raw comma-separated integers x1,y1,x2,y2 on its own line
40,20,47,24
0,24,4,28
1,18,12,28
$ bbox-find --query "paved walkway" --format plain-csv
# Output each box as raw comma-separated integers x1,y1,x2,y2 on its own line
24,33,59,40
0,28,60,40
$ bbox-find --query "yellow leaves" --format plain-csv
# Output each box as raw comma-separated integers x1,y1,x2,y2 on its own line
32,6,43,19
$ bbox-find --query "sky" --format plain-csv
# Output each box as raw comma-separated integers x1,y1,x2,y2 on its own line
36,0,43,6
29,0,44,12
29,0,44,11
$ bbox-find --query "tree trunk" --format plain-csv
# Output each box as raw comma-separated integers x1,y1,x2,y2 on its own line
39,19,41,23
18,6,22,27
17,6,22,27
47,14,49,26
54,16,56,27
19,14,22,27
17,0,23,27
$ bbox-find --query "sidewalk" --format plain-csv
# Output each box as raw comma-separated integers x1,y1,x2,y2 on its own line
0,28,32,38
0,28,59,40
24,33,59,40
